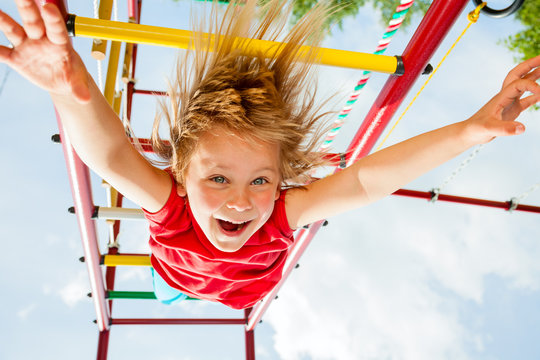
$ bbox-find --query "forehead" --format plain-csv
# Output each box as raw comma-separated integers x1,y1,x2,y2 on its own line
190,127,280,171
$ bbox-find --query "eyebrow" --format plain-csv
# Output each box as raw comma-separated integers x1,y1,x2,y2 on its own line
203,160,279,174
210,165,278,174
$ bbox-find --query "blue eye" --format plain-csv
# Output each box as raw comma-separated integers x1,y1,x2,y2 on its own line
252,178,267,185
211,176,226,184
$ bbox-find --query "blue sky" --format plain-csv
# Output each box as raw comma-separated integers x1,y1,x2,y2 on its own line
1,1,539,359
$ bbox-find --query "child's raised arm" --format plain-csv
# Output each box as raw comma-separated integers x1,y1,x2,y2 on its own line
286,55,540,229
0,0,171,212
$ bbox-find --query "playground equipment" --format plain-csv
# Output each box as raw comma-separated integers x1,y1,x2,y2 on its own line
42,0,534,358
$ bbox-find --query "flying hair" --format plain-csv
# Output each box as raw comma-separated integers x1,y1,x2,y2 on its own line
150,0,336,186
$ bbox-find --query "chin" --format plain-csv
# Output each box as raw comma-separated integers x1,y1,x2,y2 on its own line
212,238,246,253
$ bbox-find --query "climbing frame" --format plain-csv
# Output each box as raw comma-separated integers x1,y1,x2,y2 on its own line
44,0,539,359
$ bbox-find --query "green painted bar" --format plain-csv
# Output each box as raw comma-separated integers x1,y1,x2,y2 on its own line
107,291,199,300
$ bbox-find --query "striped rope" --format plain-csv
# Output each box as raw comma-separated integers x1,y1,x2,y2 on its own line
319,0,414,152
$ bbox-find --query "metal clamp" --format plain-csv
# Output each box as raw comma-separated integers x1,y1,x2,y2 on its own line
430,188,440,203
339,153,347,169
508,197,519,212
471,0,524,18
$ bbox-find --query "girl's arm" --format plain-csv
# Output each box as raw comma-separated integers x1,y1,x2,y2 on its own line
51,78,171,212
0,1,171,212
286,55,540,229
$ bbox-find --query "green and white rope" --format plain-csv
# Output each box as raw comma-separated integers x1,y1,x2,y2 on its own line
319,0,414,152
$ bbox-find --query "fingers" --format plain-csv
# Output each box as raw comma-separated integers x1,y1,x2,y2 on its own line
15,0,45,39
519,93,540,110
488,120,525,137
0,45,13,65
505,121,525,136
523,66,540,83
41,3,69,46
502,54,540,89
498,78,540,111
0,9,26,47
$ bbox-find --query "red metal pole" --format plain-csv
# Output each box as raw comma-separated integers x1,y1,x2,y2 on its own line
126,0,142,122
102,0,139,321
347,0,470,163
96,330,110,360
248,0,470,331
131,0,142,75
247,221,324,330
55,112,111,333
47,0,110,332
126,81,134,121
393,189,540,214
244,308,256,360
128,0,138,20
112,318,246,325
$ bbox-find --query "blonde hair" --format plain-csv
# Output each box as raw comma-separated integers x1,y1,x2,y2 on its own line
151,0,334,186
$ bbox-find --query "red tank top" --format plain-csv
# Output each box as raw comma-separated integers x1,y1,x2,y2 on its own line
143,181,294,309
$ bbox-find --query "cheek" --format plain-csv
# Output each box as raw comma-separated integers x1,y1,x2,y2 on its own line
187,184,223,216
196,191,223,213
254,190,278,217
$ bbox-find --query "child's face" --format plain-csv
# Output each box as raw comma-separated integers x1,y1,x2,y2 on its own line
177,126,281,252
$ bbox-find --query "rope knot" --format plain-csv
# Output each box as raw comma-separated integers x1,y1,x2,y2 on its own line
468,2,486,23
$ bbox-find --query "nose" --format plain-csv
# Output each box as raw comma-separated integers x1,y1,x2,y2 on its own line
226,187,252,212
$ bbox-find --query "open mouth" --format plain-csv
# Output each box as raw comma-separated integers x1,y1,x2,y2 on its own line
217,219,251,235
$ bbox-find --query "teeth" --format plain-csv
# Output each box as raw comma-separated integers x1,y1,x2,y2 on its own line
218,219,248,225
217,218,249,232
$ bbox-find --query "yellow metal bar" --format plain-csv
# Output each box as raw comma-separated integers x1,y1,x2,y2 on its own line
103,254,151,267
72,16,400,74
104,41,121,104
91,0,114,60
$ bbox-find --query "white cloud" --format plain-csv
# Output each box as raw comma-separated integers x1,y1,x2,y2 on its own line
16,303,37,320
256,345,271,358
58,270,89,308
42,284,52,295
408,206,540,302
117,267,151,282
114,220,152,254
265,193,540,360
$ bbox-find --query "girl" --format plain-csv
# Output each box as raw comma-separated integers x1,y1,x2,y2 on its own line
0,0,538,309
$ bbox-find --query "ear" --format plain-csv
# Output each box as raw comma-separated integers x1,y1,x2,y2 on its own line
176,184,187,197
274,186,280,201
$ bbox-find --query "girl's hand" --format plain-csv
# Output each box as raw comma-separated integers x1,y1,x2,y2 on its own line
0,0,90,103
464,54,540,145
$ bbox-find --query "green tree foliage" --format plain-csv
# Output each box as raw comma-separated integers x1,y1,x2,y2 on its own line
503,0,539,61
